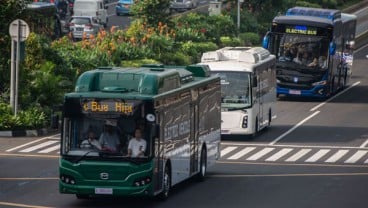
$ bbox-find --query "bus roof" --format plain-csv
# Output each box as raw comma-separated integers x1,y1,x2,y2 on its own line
67,65,217,99
286,7,340,21
199,47,276,72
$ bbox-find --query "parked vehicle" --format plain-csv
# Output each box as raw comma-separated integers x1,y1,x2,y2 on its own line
170,0,198,12
68,16,103,41
73,0,108,27
115,0,134,16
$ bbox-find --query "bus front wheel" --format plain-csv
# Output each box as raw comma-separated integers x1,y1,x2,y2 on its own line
157,164,171,200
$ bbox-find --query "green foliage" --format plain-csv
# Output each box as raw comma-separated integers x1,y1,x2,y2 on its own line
173,13,237,44
238,32,261,46
120,59,160,67
0,102,47,130
130,0,171,27
220,37,241,47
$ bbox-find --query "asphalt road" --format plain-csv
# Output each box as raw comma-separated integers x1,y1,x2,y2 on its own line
1,3,368,208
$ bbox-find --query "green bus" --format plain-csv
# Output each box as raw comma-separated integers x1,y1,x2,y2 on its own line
59,64,221,199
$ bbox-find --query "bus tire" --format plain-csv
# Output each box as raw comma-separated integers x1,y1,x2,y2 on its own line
197,147,207,182
157,164,171,200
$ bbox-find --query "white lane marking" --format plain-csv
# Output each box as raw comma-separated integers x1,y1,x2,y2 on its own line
269,111,320,145
305,149,330,162
345,150,368,163
221,146,238,157
38,145,60,153
285,149,312,162
5,134,60,152
246,147,274,161
19,141,59,153
228,147,256,160
325,150,349,163
359,136,368,148
265,148,293,162
310,81,360,112
221,142,368,150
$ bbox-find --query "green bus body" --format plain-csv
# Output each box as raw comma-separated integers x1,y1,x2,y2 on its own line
59,64,221,199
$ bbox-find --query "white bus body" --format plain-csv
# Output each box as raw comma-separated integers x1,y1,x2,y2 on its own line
199,47,277,136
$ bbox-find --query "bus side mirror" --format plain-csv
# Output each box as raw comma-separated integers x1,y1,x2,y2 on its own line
329,42,336,55
262,32,270,49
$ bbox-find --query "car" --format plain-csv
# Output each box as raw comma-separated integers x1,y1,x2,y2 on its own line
170,0,198,12
115,0,134,16
68,16,103,41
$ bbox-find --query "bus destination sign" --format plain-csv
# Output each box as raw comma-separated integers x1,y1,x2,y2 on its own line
285,25,317,35
82,99,137,114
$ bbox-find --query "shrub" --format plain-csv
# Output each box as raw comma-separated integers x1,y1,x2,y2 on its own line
239,32,261,46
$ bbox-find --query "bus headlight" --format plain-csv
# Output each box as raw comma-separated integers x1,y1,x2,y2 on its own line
242,115,248,128
60,174,76,185
133,176,151,187
312,80,327,86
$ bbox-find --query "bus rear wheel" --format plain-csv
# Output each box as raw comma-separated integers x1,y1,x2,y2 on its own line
197,147,207,182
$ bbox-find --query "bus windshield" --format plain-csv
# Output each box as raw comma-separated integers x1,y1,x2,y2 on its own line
61,98,154,160
275,34,329,72
212,71,251,109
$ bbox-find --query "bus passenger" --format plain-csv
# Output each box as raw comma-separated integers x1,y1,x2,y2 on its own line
80,131,101,150
127,128,147,158
99,120,120,152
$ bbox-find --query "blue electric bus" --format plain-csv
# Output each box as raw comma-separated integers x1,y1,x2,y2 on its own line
263,7,356,98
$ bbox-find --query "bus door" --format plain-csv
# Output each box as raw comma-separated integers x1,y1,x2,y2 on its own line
153,110,164,195
257,73,264,129
189,89,199,175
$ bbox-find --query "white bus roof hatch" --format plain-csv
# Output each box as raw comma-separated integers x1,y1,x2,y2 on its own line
201,47,271,64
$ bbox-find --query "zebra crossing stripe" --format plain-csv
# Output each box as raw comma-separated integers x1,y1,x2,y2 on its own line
19,141,59,153
38,145,60,153
285,149,311,162
345,150,368,163
325,150,349,163
228,147,256,160
221,146,238,157
265,148,293,162
305,149,330,162
246,147,274,161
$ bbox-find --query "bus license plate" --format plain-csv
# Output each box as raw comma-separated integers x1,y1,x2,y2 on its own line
289,90,301,95
95,188,113,195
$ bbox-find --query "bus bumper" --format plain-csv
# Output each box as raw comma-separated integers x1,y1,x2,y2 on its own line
277,85,328,98
59,182,153,197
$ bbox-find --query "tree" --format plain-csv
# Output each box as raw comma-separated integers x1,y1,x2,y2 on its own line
130,0,172,27
0,0,29,101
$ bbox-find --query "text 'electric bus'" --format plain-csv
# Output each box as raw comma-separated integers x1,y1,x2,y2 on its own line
263,7,356,98
199,47,277,137
59,64,221,200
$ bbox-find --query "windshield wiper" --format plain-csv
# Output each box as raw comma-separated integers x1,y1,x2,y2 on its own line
74,150,99,163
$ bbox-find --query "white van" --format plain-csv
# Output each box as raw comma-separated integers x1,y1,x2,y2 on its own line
73,0,108,27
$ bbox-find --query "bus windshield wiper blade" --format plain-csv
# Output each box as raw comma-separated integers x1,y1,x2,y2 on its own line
74,150,99,163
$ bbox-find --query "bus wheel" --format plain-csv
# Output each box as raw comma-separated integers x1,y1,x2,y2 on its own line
197,147,207,182
158,164,171,200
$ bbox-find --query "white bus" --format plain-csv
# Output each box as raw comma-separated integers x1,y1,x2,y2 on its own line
199,47,277,137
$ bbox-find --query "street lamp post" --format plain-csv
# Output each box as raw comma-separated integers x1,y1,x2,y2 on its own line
237,0,244,30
